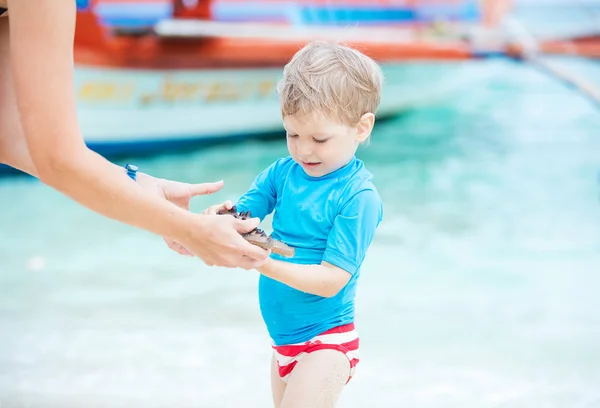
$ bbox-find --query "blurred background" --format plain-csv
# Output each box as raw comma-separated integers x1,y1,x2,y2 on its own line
1,0,600,407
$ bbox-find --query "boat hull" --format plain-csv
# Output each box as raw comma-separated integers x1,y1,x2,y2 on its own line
0,61,467,176
74,61,464,145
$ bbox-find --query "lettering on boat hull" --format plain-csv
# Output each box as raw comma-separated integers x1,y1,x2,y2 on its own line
76,72,280,106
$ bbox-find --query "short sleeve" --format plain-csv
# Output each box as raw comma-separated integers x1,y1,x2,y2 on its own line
322,189,383,275
235,158,286,221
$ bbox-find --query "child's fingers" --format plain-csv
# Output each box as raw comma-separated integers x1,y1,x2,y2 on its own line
209,207,219,215
202,200,233,216
202,205,217,215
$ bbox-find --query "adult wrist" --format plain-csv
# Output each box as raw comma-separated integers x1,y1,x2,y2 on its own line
125,163,138,181
134,170,162,196
121,164,199,240
176,211,209,248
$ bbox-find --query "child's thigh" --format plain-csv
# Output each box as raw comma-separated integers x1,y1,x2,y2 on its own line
271,352,287,408
280,349,351,408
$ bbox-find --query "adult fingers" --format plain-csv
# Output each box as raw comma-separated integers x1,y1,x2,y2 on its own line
164,238,194,256
233,217,260,233
188,180,224,197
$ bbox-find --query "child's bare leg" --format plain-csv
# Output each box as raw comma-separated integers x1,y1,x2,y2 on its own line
279,349,350,408
271,352,287,408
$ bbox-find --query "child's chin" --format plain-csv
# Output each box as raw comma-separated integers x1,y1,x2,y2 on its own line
303,165,325,176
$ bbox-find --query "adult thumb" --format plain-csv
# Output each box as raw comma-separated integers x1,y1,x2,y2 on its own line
234,216,261,233
188,180,224,197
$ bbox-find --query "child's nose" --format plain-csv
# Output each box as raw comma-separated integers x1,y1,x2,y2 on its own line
296,142,312,157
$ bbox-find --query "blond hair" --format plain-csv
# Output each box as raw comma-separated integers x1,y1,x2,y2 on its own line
277,41,383,126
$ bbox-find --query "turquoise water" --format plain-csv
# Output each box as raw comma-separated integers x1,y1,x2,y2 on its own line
2,56,600,407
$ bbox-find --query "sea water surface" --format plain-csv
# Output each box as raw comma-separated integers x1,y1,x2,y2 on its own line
2,53,600,408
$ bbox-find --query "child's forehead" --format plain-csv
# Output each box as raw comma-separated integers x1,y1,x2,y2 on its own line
283,111,347,132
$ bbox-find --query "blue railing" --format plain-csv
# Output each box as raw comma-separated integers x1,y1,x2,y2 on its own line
88,1,482,30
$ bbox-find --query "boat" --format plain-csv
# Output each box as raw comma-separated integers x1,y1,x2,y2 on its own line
71,0,504,158
0,0,540,175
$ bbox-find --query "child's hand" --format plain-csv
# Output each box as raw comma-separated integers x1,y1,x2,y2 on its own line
202,200,234,216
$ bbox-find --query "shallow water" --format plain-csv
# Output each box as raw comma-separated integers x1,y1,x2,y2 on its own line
2,51,600,408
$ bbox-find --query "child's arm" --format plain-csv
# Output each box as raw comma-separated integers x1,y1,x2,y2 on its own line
235,159,286,221
257,260,351,298
202,158,287,220
256,189,383,297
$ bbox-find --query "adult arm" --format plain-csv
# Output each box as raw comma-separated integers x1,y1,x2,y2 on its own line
6,0,269,268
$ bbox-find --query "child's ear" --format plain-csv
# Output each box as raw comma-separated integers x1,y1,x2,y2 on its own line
355,113,375,143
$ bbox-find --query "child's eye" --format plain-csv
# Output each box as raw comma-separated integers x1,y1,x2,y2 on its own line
313,138,328,144
286,133,298,138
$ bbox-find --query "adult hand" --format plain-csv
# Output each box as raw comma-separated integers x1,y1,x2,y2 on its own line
181,212,271,269
151,177,270,269
149,176,225,256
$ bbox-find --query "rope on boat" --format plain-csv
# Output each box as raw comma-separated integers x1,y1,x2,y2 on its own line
530,58,600,108
505,17,600,108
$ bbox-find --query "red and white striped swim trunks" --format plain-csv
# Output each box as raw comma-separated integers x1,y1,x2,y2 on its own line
272,323,360,383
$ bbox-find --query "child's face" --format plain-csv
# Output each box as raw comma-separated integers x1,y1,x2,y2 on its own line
283,111,374,178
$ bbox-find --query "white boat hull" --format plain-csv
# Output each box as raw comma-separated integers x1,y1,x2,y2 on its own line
73,62,467,154
0,61,469,175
